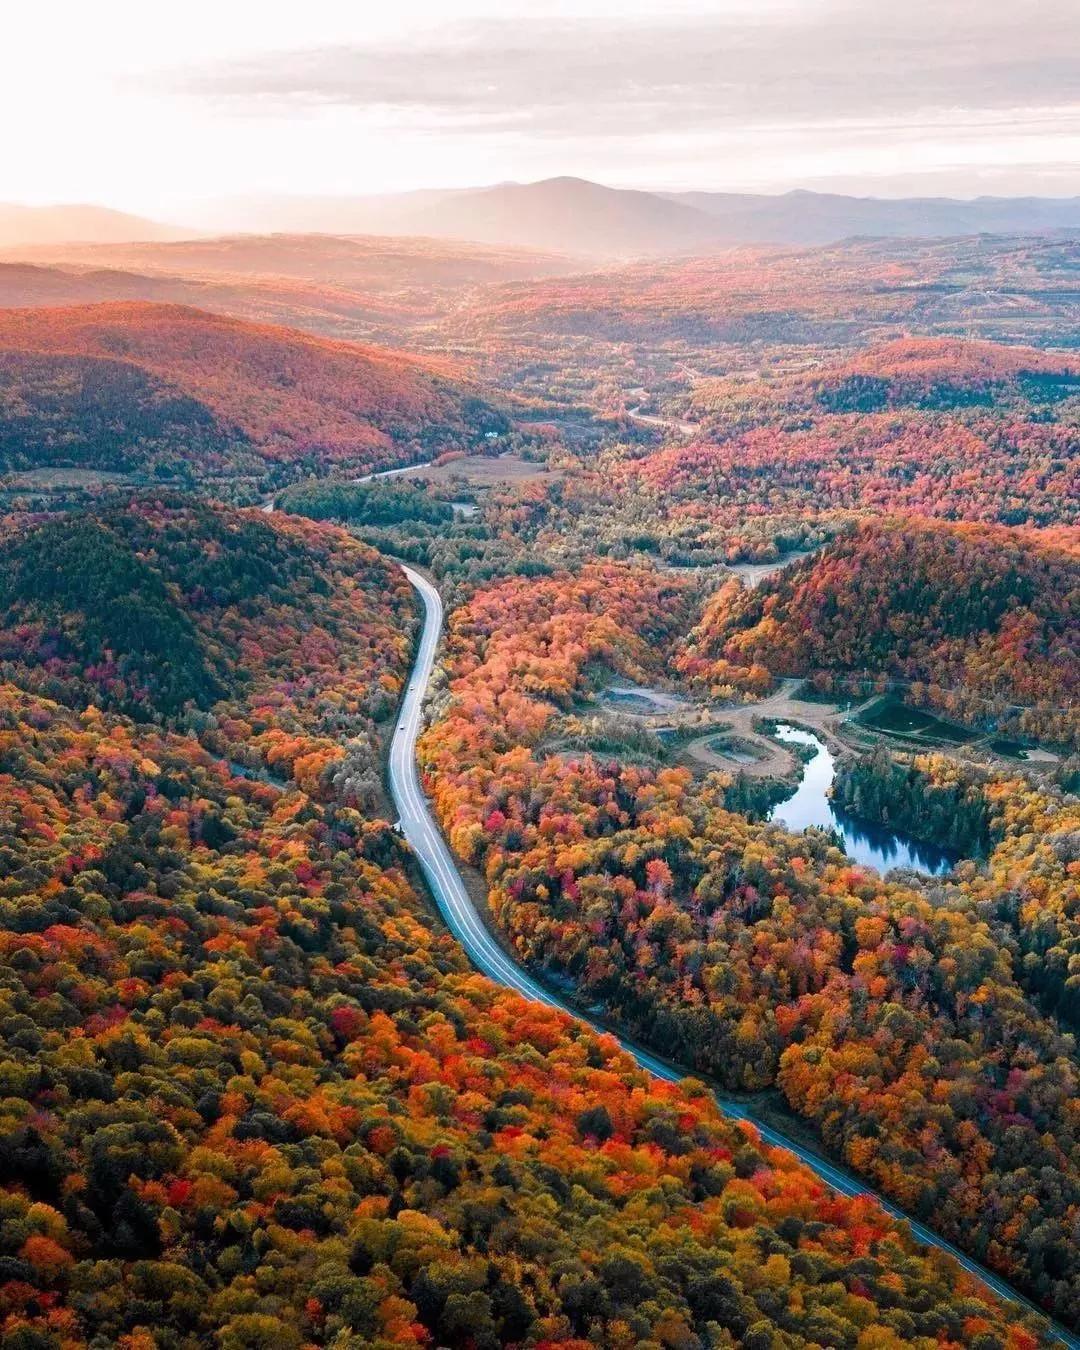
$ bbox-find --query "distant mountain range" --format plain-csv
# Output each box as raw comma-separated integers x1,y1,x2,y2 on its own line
204,177,1080,258
0,204,191,249
7,180,1080,260
665,187,1080,247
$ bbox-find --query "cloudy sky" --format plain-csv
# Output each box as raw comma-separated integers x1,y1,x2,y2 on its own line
5,0,1080,219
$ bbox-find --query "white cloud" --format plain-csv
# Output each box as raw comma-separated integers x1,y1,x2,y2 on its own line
2,0,1078,212
179,7,1080,133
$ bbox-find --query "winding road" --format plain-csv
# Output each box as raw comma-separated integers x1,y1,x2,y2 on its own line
389,562,1079,1349
625,404,700,437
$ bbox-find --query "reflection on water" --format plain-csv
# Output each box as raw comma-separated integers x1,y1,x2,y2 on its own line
768,724,956,876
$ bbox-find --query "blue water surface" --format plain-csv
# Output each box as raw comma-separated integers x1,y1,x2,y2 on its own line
767,724,956,876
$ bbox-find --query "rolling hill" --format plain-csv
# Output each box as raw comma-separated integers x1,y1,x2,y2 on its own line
668,187,1080,244
0,259,462,348
0,230,583,289
0,301,505,478
7,184,1080,263
0,498,414,761
689,336,1080,420
679,517,1080,744
0,260,457,347
200,178,726,258
811,336,1080,405
0,235,588,345
386,176,725,257
0,203,190,248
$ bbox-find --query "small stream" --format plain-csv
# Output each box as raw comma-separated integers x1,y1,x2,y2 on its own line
768,724,956,876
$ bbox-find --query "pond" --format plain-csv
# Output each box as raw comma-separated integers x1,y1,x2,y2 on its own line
768,724,957,876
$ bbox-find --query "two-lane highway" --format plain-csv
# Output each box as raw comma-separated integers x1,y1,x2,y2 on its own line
389,566,567,1011
389,562,1079,1348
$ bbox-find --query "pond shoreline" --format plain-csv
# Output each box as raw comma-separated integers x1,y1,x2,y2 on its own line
768,723,958,876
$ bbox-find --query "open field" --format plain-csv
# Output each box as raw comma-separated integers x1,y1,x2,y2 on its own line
395,451,563,489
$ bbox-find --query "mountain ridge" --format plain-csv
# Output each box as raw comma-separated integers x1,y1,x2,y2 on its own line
7,181,1080,260
187,176,1080,257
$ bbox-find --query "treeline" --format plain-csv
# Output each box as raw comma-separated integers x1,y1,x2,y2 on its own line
833,746,995,856
718,770,797,822
277,477,455,526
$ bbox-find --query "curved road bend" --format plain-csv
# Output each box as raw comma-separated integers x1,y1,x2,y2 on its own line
625,404,700,437
390,563,1079,1349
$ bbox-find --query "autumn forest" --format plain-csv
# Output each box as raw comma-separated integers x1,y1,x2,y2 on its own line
0,153,1078,1350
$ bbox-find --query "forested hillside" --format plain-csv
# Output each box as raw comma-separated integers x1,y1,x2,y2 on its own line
616,335,1080,559
679,518,1079,745
0,234,583,351
0,303,504,481
0,499,416,802
628,412,1077,533
691,338,1080,421
0,233,581,293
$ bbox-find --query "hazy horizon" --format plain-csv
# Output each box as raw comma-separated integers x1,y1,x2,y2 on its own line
10,173,1080,243
5,0,1080,223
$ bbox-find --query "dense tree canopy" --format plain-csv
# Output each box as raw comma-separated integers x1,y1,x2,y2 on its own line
2,244,1080,1347
421,559,1080,1325
0,506,1050,1348
679,518,1080,746
0,497,416,805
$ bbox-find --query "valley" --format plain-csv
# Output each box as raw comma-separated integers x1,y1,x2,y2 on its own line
0,188,1078,1348
9,0,1080,1338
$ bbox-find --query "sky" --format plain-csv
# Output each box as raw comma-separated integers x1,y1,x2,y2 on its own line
4,0,1080,222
